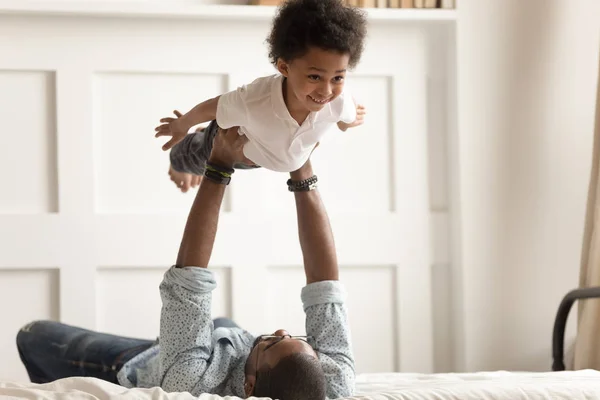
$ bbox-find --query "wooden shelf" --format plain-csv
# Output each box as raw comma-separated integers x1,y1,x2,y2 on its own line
0,1,456,22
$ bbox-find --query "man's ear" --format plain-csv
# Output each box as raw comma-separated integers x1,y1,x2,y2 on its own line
244,377,255,397
276,58,290,77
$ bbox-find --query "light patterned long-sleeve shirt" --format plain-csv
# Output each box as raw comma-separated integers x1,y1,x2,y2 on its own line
117,266,355,399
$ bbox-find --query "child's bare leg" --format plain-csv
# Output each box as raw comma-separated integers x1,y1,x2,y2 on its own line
168,165,201,193
167,124,210,192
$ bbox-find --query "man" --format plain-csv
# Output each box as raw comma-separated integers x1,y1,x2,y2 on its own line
17,126,355,400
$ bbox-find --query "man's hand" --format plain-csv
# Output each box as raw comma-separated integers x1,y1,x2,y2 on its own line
168,166,201,193
155,110,190,151
337,104,366,132
208,126,253,168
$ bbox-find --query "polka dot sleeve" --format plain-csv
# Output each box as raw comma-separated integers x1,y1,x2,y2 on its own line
159,266,216,393
302,280,356,399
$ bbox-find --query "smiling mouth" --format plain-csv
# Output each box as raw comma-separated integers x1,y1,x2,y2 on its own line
308,95,331,104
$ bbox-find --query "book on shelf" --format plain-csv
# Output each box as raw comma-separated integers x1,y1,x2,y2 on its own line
250,0,283,6
251,0,455,9
249,0,283,5
414,0,437,7
359,0,377,7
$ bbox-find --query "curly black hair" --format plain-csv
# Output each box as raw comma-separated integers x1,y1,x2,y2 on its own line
266,0,367,69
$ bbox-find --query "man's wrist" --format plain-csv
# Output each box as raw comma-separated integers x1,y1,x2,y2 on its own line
208,155,235,169
287,175,318,192
204,161,234,185
290,162,314,181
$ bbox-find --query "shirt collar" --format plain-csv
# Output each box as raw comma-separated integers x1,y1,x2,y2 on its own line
271,74,292,121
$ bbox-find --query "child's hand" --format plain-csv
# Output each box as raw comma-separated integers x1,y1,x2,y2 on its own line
337,104,366,132
155,110,189,151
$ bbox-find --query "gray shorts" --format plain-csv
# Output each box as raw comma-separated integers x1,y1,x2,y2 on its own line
169,120,260,175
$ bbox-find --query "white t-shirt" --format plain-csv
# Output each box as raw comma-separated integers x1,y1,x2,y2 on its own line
215,74,356,172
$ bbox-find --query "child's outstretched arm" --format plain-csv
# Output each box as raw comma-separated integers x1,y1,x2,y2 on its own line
155,96,220,151
337,104,366,132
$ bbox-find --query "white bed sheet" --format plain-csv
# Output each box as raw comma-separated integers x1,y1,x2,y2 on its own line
351,370,600,399
1,371,599,400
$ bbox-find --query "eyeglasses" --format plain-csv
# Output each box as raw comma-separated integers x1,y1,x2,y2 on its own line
254,335,314,347
253,334,315,386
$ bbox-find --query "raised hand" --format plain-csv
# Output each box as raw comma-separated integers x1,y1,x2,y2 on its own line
337,104,366,131
155,110,189,151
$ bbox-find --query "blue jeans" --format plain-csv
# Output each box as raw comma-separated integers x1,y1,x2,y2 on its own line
16,318,239,384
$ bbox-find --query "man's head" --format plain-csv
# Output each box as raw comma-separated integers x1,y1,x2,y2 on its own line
244,329,326,400
267,0,367,114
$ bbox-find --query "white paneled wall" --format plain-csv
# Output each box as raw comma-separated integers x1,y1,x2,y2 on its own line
265,266,399,374
94,72,228,214
0,4,456,382
0,269,60,381
0,71,58,214
97,267,231,338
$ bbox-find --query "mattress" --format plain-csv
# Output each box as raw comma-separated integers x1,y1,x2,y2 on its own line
351,370,600,399
1,370,599,400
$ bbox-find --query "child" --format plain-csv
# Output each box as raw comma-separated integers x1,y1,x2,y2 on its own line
155,0,367,181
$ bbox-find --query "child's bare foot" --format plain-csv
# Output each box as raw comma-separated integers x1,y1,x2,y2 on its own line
168,165,202,193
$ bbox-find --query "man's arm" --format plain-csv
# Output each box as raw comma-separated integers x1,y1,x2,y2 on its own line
175,178,225,267
175,174,224,268
159,167,224,393
159,127,248,394
291,161,339,284
292,161,356,398
175,126,248,267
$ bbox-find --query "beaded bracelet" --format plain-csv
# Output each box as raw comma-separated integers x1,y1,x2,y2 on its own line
287,175,318,192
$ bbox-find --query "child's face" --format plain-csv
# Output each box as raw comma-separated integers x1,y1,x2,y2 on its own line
277,47,350,113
